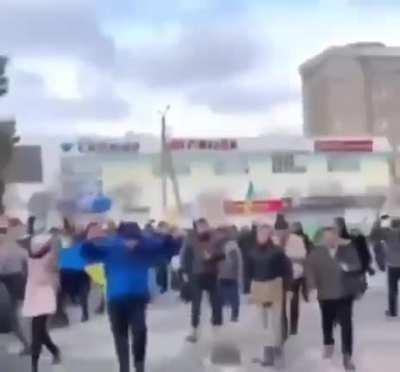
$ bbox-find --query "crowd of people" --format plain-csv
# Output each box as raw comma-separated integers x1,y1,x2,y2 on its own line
0,211,398,372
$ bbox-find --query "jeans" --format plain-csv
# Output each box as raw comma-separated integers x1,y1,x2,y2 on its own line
108,297,147,372
191,274,223,328
319,297,354,356
388,267,400,316
31,315,59,372
220,279,240,321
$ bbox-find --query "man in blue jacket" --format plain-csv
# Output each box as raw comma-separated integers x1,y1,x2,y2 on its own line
81,221,180,372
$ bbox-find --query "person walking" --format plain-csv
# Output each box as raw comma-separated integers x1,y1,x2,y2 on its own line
274,214,307,336
238,224,256,294
291,221,314,254
21,233,62,372
249,223,292,368
370,216,400,318
218,227,242,322
181,218,225,343
81,222,181,372
335,217,373,291
306,227,363,371
0,217,30,355
58,224,92,324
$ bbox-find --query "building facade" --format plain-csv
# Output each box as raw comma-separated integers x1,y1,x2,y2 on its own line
59,134,391,225
300,42,400,138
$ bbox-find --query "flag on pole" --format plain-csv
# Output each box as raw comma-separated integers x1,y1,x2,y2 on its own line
244,181,255,214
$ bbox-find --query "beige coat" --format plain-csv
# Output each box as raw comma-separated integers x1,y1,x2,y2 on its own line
22,245,59,318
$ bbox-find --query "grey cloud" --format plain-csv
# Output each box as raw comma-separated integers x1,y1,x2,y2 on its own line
0,70,130,129
0,1,115,70
118,25,263,88
188,82,300,114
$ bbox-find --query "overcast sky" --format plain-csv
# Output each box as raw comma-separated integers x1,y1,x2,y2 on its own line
1,0,400,138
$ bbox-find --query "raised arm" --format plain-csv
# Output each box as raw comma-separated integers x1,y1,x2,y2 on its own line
81,238,110,263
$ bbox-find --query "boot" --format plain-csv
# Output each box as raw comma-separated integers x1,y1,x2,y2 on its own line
18,346,31,357
323,345,335,359
343,355,356,371
186,328,199,343
274,347,285,370
252,347,274,367
52,350,62,365
135,362,145,372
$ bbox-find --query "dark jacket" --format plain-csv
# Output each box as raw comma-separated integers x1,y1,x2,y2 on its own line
180,234,225,277
249,241,293,288
306,243,362,300
370,226,400,268
351,234,372,274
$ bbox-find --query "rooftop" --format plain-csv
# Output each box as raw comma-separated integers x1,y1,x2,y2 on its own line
299,42,400,75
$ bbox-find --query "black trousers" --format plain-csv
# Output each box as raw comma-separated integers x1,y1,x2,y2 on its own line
388,267,400,317
191,274,223,328
108,297,147,372
31,315,59,372
156,263,169,293
290,278,304,335
319,297,354,356
57,269,91,322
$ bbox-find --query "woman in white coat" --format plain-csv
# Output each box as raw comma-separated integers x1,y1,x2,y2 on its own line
22,233,61,372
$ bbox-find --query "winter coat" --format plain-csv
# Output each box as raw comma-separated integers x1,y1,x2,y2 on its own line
0,240,27,275
180,234,225,277
370,226,400,268
81,233,180,302
306,243,362,301
351,234,372,274
249,241,293,288
59,241,88,272
218,239,243,282
276,234,307,280
22,245,59,318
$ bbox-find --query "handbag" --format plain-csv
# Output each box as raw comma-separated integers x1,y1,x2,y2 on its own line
250,278,283,305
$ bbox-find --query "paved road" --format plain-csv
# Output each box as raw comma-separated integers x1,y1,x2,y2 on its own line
1,274,399,372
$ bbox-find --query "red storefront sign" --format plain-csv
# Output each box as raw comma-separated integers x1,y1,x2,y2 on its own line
314,140,373,152
169,138,238,151
224,199,290,215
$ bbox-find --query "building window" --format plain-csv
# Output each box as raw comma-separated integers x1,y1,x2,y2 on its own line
327,155,361,172
213,157,249,175
272,154,307,174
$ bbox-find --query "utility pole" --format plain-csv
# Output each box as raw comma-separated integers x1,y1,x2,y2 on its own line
160,106,170,211
159,106,183,215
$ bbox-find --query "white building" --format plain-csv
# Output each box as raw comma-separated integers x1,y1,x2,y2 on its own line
58,134,390,228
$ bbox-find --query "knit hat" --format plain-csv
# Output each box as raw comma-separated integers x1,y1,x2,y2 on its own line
274,214,289,231
118,222,142,240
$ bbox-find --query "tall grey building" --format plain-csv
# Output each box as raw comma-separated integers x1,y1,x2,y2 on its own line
300,42,400,137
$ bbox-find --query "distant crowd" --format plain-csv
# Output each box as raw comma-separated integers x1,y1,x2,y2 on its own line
0,212,398,372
